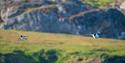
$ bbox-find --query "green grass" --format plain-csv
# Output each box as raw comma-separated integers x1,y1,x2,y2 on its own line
82,0,115,8
0,29,125,63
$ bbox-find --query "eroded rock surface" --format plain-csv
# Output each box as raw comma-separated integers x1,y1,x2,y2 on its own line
0,0,125,39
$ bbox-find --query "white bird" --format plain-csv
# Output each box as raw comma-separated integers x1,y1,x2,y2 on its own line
91,33,100,39
19,35,28,41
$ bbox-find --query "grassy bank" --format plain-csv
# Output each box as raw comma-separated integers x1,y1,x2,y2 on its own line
82,0,114,7
0,29,125,63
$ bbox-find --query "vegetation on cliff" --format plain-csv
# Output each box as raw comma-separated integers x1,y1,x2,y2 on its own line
83,0,114,7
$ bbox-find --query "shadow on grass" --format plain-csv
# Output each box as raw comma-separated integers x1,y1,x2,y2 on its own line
104,56,125,63
32,49,58,63
0,49,58,63
0,49,125,63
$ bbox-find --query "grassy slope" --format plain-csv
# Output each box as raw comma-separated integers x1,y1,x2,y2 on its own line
83,0,114,7
0,29,125,62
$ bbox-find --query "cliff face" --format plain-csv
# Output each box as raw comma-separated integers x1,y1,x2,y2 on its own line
0,0,125,39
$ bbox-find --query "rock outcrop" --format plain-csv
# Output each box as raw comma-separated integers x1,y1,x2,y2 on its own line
120,1,125,10
0,0,125,39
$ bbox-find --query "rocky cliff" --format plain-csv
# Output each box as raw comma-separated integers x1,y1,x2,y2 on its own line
0,0,125,39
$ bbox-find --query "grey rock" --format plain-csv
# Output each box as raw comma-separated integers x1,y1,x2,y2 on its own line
0,0,125,40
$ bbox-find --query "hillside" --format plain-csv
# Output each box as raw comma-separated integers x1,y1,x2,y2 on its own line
0,0,125,63
0,29,125,63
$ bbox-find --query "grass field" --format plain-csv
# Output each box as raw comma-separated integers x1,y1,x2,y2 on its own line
83,0,114,7
0,29,125,63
